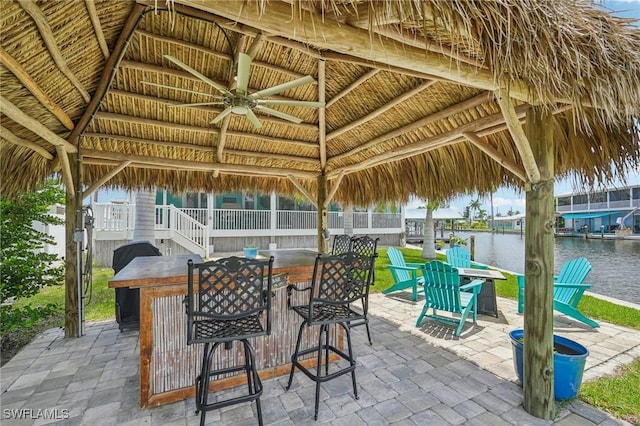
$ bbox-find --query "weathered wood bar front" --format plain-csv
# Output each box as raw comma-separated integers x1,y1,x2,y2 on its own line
108,249,340,408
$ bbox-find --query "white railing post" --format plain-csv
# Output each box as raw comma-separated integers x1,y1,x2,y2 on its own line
270,192,277,233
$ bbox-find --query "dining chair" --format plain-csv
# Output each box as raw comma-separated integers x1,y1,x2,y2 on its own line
186,256,274,426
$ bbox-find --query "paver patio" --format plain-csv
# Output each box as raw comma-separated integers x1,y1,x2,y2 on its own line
1,294,638,425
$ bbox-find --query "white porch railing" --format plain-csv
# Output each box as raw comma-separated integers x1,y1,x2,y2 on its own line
93,203,402,253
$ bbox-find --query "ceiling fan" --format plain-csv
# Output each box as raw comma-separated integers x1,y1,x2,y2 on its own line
161,54,324,128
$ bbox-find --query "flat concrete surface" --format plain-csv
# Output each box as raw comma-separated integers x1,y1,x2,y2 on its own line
1,294,638,425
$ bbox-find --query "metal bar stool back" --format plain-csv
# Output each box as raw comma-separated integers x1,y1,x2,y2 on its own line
348,236,379,344
285,252,375,420
331,234,352,255
186,256,274,426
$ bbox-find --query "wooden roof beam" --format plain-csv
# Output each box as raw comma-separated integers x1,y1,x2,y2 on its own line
83,131,319,155
328,103,530,177
68,3,147,146
82,149,319,178
329,92,491,164
324,171,344,208
495,89,541,183
178,0,536,103
326,69,380,108
141,1,325,59
287,175,317,207
0,47,75,130
55,147,75,198
84,0,110,59
82,161,132,199
1,125,54,160
0,96,77,153
327,80,437,141
94,112,220,134
136,30,308,81
349,103,572,176
462,132,527,182
322,52,443,81
83,132,215,152
17,0,91,103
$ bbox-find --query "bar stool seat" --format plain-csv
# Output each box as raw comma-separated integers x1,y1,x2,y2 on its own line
186,256,274,426
285,252,375,420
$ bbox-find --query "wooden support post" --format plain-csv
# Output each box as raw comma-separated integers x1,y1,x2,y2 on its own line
523,106,555,418
317,174,328,254
64,154,79,338
470,236,475,261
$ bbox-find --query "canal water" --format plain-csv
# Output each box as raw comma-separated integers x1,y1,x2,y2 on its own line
451,231,640,305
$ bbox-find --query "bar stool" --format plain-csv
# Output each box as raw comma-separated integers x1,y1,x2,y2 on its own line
331,234,352,255
186,256,274,426
349,236,379,345
285,252,375,420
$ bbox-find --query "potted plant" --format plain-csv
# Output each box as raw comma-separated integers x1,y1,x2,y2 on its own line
243,244,258,259
509,329,589,400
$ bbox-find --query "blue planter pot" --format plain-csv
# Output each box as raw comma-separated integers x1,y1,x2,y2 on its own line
509,329,589,400
243,247,258,259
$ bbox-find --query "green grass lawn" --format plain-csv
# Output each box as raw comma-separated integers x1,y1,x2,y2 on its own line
8,249,640,422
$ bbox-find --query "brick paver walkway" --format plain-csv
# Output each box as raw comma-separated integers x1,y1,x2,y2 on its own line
1,294,638,425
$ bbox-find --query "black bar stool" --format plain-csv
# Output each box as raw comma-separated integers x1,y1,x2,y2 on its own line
285,252,375,420
186,256,274,426
331,234,352,255
348,236,379,345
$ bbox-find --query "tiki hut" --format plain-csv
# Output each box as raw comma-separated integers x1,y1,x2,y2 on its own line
1,0,639,418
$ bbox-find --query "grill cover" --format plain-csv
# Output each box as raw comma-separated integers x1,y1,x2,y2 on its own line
112,241,162,330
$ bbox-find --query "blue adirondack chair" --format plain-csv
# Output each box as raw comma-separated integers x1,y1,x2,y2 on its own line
517,257,598,328
383,247,424,301
416,260,484,336
446,246,487,269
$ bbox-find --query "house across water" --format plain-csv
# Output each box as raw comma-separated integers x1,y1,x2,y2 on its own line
555,184,640,236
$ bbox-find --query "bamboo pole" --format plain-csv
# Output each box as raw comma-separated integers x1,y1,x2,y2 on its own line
523,106,555,418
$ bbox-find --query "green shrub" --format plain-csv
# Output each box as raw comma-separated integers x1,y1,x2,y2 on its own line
0,180,65,335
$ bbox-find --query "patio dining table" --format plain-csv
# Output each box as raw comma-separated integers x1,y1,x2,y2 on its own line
108,249,343,408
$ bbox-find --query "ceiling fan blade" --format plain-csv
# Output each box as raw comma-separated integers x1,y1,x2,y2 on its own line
140,81,223,98
236,53,251,94
166,102,225,108
245,109,262,128
255,99,325,108
211,107,234,124
254,105,303,123
250,75,315,99
164,55,232,96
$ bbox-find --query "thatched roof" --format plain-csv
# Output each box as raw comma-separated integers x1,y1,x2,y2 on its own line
1,0,639,206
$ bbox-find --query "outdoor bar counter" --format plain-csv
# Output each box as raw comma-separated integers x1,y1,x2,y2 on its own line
108,249,340,408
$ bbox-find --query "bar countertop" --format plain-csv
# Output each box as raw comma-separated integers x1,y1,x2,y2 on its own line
108,249,319,289
108,254,203,289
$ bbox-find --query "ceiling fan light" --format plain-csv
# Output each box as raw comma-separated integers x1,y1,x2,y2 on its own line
231,106,248,115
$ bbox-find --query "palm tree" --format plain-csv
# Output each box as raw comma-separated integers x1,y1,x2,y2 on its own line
468,198,481,224
418,199,447,259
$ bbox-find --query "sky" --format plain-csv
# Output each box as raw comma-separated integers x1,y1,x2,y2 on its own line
96,1,640,216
